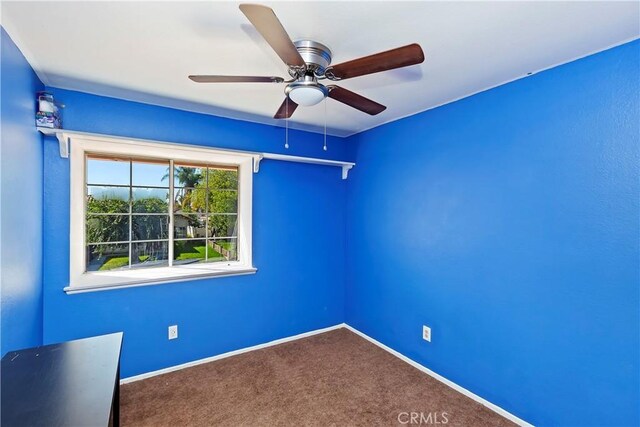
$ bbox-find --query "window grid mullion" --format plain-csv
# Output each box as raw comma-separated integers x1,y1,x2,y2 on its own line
236,171,240,264
88,238,169,245
128,160,133,268
87,183,169,190
88,212,168,216
168,160,174,267
205,166,209,261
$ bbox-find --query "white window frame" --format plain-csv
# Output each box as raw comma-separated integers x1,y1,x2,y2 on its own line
67,135,256,294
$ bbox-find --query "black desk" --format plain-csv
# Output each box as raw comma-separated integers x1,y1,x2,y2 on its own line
1,332,123,427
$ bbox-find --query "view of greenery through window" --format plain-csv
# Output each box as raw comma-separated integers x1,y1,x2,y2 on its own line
86,155,239,272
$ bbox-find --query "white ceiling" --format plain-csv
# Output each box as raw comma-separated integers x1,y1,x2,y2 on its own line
2,1,638,137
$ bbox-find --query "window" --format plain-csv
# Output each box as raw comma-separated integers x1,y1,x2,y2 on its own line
68,136,255,292
85,158,239,270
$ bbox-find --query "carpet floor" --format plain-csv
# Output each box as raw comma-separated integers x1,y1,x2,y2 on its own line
121,328,516,426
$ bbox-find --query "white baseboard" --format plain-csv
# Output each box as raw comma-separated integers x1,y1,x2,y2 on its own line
121,322,532,427
121,323,346,384
343,325,533,427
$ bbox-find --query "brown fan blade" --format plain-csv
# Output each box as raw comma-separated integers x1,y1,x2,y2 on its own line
327,86,386,115
189,75,284,83
325,43,424,80
274,97,298,119
239,4,305,68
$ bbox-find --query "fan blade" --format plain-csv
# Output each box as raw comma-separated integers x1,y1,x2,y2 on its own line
328,86,386,115
239,4,306,68
274,97,298,119
325,43,424,80
189,75,284,83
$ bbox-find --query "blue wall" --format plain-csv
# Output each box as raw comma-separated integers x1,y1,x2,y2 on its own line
42,88,349,377
0,28,44,355
346,40,640,426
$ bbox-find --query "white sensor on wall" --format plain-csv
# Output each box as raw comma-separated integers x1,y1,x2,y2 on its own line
168,325,178,340
423,325,431,342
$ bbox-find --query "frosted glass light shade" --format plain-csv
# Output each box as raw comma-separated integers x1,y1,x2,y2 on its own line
288,86,326,106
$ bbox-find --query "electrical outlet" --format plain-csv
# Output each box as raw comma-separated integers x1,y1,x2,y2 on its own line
168,325,178,340
422,325,431,342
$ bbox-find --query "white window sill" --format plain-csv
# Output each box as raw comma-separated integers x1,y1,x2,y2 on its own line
64,264,257,294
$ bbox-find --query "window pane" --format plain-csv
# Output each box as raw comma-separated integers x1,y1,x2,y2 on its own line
174,188,207,213
174,213,206,239
207,214,237,238
132,188,169,213
86,215,129,243
174,240,207,264
132,215,169,240
208,239,238,262
209,190,237,214
86,243,129,271
87,157,129,186
132,160,170,187
206,168,238,190
173,165,205,188
131,241,168,268
87,186,130,213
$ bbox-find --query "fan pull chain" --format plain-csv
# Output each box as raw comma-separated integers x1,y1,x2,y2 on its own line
323,97,327,151
284,98,289,149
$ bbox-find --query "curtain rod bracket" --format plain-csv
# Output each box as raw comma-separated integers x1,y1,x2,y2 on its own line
342,164,353,180
253,155,263,173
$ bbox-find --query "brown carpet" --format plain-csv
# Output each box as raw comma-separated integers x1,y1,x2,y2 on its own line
121,328,516,426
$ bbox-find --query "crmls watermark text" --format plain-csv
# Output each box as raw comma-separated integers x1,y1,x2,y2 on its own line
397,411,449,425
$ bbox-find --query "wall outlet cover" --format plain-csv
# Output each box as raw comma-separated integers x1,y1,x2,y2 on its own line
423,325,431,342
168,325,178,340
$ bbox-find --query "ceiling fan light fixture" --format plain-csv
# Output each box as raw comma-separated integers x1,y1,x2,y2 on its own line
191,4,423,119
288,86,325,106
286,82,328,107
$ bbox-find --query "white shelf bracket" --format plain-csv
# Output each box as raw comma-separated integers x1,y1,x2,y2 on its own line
253,155,263,173
37,127,69,158
342,164,353,180
57,134,70,158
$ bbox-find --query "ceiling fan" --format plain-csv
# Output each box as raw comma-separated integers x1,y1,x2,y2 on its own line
189,4,425,119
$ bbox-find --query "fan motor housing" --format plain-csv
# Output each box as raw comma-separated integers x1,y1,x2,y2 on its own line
294,40,332,75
